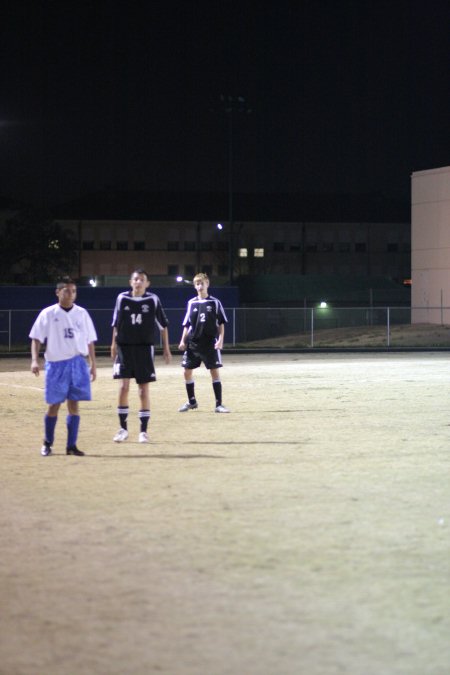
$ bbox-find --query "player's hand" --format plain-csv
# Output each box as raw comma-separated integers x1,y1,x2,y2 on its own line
163,349,172,364
178,341,186,351
215,338,223,350
31,359,40,376
110,344,117,359
90,364,97,381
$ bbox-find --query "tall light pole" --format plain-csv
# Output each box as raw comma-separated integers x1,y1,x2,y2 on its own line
218,95,251,285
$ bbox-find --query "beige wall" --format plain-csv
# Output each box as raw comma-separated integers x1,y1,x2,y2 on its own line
411,166,450,323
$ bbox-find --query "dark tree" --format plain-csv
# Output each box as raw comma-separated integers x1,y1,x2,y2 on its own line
0,209,78,284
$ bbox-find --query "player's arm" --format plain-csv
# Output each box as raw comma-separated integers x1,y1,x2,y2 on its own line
160,326,172,363
111,327,117,359
215,323,225,350
88,341,97,381
178,326,190,351
31,338,42,376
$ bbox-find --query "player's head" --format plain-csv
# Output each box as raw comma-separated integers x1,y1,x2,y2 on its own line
129,268,150,295
193,272,210,295
193,272,209,284
131,267,149,281
55,276,77,307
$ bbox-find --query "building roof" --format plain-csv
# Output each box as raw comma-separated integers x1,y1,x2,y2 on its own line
54,189,409,223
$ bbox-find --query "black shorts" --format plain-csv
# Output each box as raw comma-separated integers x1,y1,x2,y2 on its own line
113,344,156,384
181,339,223,371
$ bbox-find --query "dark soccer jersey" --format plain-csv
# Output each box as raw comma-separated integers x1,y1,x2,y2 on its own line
182,295,227,342
112,291,169,345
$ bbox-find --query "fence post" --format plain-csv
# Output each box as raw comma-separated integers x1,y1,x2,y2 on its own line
311,308,314,348
387,306,390,348
233,307,236,346
9,310,12,353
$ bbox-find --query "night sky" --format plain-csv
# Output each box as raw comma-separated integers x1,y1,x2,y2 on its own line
1,0,449,209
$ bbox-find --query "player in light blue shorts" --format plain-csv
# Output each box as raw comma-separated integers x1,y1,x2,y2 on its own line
45,355,93,405
30,277,97,457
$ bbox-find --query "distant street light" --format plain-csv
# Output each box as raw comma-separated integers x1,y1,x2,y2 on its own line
176,276,193,285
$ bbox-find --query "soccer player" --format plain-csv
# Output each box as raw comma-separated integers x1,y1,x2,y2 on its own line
30,277,97,457
111,268,172,443
178,272,230,413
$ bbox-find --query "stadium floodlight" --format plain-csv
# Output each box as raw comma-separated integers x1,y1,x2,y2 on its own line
319,301,328,308
216,223,223,230
89,278,97,287
176,276,193,285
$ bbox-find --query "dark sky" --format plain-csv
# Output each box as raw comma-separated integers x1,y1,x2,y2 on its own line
1,0,449,208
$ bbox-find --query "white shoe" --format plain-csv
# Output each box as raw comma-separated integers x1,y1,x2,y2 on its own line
113,428,129,443
139,431,149,443
178,401,198,412
215,405,230,413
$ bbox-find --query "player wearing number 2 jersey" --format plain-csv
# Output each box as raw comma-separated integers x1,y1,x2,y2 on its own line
178,272,230,413
29,277,97,457
111,268,172,443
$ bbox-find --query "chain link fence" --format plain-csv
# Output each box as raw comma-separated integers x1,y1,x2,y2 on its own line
2,306,450,353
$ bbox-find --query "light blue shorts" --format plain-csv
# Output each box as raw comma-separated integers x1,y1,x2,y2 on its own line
45,355,92,404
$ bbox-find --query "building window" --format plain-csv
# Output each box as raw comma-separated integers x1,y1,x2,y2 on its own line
254,248,264,258
117,241,128,251
239,248,248,258
321,243,334,252
168,265,179,276
184,265,195,277
290,244,301,252
273,242,285,252
168,241,179,251
387,243,399,252
201,241,213,251
184,241,196,251
202,265,213,275
99,240,111,250
218,265,228,276
217,240,229,251
82,241,94,250
306,243,318,252
339,242,351,252
355,243,367,252
134,241,145,251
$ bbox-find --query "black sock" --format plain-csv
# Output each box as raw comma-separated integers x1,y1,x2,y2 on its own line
186,381,196,404
212,380,222,407
118,406,128,430
139,409,150,432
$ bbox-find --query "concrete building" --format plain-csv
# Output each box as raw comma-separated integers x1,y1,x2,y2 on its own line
54,190,410,290
411,166,450,323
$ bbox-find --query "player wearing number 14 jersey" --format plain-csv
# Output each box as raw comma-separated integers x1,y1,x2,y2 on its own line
111,268,172,443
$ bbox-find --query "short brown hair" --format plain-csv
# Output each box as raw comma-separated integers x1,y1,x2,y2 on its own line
56,276,75,289
130,268,149,280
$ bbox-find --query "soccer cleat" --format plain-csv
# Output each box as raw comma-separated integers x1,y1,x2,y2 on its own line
215,405,230,413
41,442,52,456
113,428,129,443
178,401,198,412
66,446,85,456
138,431,149,443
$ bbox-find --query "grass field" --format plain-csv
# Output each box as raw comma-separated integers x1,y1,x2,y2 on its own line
1,353,449,675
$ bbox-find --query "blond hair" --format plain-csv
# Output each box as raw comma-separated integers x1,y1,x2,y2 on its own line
193,272,209,283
